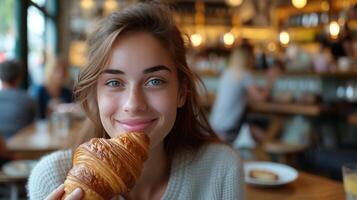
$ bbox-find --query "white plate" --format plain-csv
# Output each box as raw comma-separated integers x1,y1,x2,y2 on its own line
2,160,38,178
244,161,298,186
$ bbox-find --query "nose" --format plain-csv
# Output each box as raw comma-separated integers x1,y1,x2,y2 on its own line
123,86,148,114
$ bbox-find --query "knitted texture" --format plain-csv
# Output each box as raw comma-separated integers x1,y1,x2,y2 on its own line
27,144,243,200
27,150,72,200
163,144,244,200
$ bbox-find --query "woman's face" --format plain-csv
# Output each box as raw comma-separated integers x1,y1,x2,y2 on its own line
97,32,185,149
51,61,68,86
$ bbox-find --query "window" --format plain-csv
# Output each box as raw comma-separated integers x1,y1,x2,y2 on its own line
27,0,57,85
28,5,46,85
0,0,16,62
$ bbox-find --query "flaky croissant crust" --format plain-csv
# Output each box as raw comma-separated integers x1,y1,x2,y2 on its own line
63,132,150,200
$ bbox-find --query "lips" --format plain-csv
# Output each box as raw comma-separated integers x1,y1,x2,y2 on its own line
117,118,156,132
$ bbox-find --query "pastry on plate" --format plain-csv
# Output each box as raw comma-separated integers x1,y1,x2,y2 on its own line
249,169,279,182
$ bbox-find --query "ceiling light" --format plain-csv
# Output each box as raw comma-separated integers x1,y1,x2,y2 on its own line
190,33,203,47
279,31,290,45
226,0,243,7
80,0,94,10
329,21,340,39
104,0,119,14
223,32,235,46
292,0,307,9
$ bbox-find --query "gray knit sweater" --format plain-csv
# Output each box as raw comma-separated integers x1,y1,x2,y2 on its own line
27,143,244,200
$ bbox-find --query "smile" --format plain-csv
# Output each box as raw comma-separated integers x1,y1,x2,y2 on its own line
117,118,157,132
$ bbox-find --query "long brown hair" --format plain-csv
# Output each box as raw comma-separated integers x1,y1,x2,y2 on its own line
74,1,218,158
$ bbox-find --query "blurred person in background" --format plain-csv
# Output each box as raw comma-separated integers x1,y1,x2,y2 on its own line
30,56,73,119
209,46,280,143
0,60,36,139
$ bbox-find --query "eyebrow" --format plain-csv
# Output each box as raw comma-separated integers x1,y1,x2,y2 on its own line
143,65,171,74
102,65,172,75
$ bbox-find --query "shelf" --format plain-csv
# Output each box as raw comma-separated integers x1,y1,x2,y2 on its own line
196,70,357,79
317,71,357,78
248,102,322,116
253,70,357,78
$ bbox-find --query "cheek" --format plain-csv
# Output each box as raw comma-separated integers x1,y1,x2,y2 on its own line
152,82,179,107
153,96,177,116
97,93,119,120
148,90,179,122
147,92,178,146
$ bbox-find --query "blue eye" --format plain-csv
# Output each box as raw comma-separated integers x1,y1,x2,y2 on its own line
105,80,122,87
147,79,165,86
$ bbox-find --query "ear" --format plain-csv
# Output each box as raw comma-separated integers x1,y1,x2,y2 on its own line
177,84,187,108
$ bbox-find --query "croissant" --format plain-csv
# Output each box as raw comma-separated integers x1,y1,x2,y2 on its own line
62,132,150,200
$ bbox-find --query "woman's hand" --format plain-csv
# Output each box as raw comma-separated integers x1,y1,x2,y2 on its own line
45,184,83,200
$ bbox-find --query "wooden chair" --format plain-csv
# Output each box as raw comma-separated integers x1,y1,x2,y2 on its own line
254,116,309,166
0,172,27,200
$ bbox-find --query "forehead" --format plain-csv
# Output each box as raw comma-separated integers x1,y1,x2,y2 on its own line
107,32,175,71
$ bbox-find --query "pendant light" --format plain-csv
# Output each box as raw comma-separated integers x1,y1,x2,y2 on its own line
292,0,307,9
329,21,340,39
279,31,290,45
226,0,243,7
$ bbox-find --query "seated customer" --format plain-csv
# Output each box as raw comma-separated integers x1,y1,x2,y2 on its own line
0,60,36,139
210,47,280,143
30,56,73,119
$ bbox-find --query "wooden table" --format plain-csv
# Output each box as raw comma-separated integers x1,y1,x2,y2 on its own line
248,102,322,116
246,171,346,200
6,120,83,159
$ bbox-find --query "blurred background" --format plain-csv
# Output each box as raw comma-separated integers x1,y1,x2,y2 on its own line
1,0,357,199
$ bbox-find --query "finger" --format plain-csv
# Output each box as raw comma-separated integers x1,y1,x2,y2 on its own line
64,188,83,200
44,184,65,200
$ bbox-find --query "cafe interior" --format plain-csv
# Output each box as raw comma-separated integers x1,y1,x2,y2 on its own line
0,0,357,199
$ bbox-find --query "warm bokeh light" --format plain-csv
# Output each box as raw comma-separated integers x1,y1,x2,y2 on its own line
223,32,235,46
321,1,329,11
104,0,119,14
279,31,290,45
338,18,346,26
292,0,307,9
80,0,94,10
329,21,340,39
69,41,87,67
267,42,277,52
190,33,203,47
226,0,243,7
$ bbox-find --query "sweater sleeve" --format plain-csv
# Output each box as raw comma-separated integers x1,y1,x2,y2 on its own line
222,149,245,200
27,150,72,200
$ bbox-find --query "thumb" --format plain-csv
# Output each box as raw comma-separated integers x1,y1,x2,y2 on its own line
64,188,83,200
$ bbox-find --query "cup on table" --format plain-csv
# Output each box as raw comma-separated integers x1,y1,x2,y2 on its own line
343,164,357,200
50,111,70,138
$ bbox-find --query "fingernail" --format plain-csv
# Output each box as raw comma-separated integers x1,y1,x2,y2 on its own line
72,188,83,197
57,184,64,190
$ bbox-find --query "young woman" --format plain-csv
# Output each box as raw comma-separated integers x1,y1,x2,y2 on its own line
28,2,243,200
